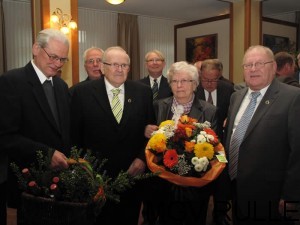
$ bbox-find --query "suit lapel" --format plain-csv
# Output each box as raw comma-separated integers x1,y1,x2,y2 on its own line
26,63,59,131
90,79,118,125
243,80,280,140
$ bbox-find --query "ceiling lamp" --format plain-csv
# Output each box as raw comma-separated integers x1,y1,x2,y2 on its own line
106,0,125,5
50,8,77,34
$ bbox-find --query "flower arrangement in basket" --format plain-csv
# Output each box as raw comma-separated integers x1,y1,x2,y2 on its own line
145,115,227,187
11,148,153,219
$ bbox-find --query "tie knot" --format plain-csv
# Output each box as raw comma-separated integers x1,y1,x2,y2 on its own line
43,80,52,86
112,88,121,96
154,79,157,83
251,92,260,100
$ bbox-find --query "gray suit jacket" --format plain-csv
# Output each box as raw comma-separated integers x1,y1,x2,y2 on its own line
225,79,300,217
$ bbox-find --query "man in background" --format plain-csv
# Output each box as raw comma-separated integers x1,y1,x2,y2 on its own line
0,28,71,225
275,51,300,87
70,47,104,94
139,50,172,101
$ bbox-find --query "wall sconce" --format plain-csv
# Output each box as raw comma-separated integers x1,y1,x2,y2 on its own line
106,0,125,5
50,8,77,34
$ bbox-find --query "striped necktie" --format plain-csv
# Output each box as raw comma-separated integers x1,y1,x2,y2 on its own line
228,91,260,180
152,79,158,100
111,88,123,123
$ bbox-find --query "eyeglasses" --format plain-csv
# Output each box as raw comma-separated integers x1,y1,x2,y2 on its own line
170,79,194,85
201,78,219,83
146,58,164,63
42,48,69,63
103,62,130,70
86,58,102,64
243,61,273,70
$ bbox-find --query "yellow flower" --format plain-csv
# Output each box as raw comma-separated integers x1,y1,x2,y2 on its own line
194,142,214,160
148,133,167,153
159,120,175,129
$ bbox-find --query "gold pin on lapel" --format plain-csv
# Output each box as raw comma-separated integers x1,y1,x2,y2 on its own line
265,100,270,104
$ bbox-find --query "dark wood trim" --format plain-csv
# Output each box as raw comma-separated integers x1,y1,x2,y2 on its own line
244,0,251,50
229,3,233,82
40,0,50,29
262,17,298,27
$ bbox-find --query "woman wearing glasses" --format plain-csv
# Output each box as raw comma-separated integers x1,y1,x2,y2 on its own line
143,61,221,225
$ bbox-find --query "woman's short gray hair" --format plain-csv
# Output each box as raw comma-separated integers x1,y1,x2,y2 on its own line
167,61,199,86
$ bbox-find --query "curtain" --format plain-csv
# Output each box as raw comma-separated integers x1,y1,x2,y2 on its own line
0,0,6,74
117,13,140,80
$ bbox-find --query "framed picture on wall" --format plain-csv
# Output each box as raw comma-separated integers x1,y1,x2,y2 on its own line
186,33,218,63
263,34,290,54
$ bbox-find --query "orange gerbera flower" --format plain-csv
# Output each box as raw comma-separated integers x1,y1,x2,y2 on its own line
163,149,178,168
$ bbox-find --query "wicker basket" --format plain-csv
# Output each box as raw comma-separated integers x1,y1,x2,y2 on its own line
21,192,95,225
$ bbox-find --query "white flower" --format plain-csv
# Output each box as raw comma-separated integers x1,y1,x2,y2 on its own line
197,134,206,143
193,157,209,172
194,164,204,172
198,157,209,171
191,157,199,165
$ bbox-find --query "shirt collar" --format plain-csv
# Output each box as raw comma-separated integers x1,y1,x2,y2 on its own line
31,60,53,84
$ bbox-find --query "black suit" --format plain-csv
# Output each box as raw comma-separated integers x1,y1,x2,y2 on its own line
0,62,71,221
225,79,300,224
196,80,234,142
139,75,173,100
70,78,155,225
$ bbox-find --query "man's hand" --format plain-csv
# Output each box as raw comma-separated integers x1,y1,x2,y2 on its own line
50,150,68,170
144,124,158,138
127,158,146,176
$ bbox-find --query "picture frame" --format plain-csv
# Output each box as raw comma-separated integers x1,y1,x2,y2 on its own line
186,34,218,63
263,34,290,54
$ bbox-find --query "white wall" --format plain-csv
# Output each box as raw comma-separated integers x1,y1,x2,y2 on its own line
78,8,183,81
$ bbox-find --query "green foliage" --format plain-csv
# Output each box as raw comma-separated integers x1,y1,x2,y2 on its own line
10,147,156,214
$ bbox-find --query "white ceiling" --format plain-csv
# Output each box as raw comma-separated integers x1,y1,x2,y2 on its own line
77,0,300,22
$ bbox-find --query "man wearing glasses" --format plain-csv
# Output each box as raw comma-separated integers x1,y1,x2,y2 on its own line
70,46,155,225
0,28,71,225
139,50,172,101
69,47,104,94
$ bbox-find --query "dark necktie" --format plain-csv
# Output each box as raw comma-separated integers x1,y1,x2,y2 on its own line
152,79,158,100
43,80,59,128
207,91,213,105
228,92,260,180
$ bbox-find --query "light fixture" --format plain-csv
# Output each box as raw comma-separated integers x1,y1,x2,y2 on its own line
50,8,77,34
105,0,125,5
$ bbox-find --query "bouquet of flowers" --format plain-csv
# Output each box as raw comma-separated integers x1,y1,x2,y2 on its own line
145,115,226,187
11,148,153,216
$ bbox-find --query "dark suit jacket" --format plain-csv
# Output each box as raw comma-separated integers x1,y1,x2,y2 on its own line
196,80,234,142
70,78,155,177
0,62,71,205
224,79,300,218
139,75,173,100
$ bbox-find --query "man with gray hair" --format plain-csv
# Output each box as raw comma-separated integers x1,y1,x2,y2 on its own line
0,28,71,225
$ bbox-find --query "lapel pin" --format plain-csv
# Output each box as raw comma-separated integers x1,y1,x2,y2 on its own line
265,100,270,104
128,99,132,103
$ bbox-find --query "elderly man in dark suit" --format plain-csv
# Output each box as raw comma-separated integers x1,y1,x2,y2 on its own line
0,28,71,225
225,45,300,225
196,59,234,142
139,50,172,100
70,46,155,225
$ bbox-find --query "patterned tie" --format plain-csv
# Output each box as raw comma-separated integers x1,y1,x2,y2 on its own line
207,91,213,105
228,92,261,180
111,88,123,123
152,79,158,100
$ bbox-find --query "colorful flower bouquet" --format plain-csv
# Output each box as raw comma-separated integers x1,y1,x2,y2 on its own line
145,115,226,187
